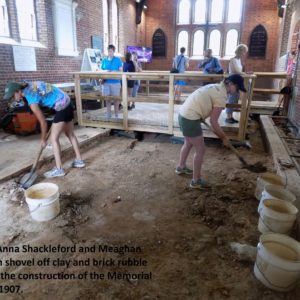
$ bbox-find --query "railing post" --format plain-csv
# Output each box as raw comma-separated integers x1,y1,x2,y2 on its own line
74,74,83,126
168,74,175,134
122,74,128,130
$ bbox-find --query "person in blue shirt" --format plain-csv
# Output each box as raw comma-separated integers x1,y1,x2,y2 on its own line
173,47,189,100
123,52,136,110
101,44,123,118
3,81,85,178
199,49,223,74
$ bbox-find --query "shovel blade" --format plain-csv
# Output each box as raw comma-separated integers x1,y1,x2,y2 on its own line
19,172,38,189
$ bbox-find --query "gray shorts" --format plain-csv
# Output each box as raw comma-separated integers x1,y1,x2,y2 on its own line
102,83,121,97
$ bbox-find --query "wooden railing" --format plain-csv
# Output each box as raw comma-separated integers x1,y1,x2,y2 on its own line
73,71,256,142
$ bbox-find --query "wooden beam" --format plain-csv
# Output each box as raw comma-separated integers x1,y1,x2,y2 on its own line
74,74,83,126
168,75,175,134
122,74,128,130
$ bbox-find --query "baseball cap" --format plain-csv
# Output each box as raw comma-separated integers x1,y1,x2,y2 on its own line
3,82,23,100
226,74,247,92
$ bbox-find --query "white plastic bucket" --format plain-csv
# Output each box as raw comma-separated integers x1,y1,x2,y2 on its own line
254,233,300,292
260,184,296,204
258,198,298,234
255,173,285,200
25,183,60,222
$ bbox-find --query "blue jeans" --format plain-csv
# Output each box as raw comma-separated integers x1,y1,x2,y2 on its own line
226,92,240,114
132,80,140,97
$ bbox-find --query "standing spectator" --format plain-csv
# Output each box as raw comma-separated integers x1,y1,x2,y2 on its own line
131,51,142,108
123,52,136,110
226,44,248,124
199,49,223,74
101,44,123,118
173,47,189,100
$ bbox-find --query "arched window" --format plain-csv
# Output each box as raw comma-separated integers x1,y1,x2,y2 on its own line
103,0,109,53
209,30,221,56
225,29,238,56
178,0,190,24
227,0,243,23
193,30,204,56
175,0,243,57
210,0,224,23
194,0,206,24
111,0,118,51
177,31,189,55
0,0,9,37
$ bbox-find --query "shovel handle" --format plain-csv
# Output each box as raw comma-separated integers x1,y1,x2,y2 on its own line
227,143,248,166
201,119,248,166
31,128,52,170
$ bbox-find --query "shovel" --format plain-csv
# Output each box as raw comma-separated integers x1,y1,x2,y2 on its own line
19,129,52,189
201,120,267,173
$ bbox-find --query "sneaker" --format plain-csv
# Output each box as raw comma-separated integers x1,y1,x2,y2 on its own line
71,159,85,168
225,118,235,124
175,166,193,175
231,118,239,123
190,178,211,189
44,167,65,178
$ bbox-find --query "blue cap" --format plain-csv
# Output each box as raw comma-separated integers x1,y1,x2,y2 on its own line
226,74,247,92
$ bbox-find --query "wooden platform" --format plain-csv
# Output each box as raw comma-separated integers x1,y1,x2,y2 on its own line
83,103,240,138
73,72,257,142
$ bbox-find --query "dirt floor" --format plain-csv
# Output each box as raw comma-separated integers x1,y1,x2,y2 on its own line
0,121,300,300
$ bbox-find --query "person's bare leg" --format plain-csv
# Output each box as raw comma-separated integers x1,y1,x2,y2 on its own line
64,121,82,160
114,101,119,117
106,100,111,116
177,85,182,100
50,122,65,169
189,136,205,182
178,137,193,168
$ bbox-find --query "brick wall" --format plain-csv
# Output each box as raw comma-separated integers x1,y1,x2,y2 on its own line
140,0,177,71
0,0,137,116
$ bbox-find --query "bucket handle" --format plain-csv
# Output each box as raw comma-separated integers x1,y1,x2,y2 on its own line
259,215,275,232
28,198,58,213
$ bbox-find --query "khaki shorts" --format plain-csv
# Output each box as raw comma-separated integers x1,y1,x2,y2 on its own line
178,114,203,137
102,83,121,97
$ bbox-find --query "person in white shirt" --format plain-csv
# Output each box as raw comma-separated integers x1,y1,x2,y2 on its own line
176,74,246,189
226,44,249,123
